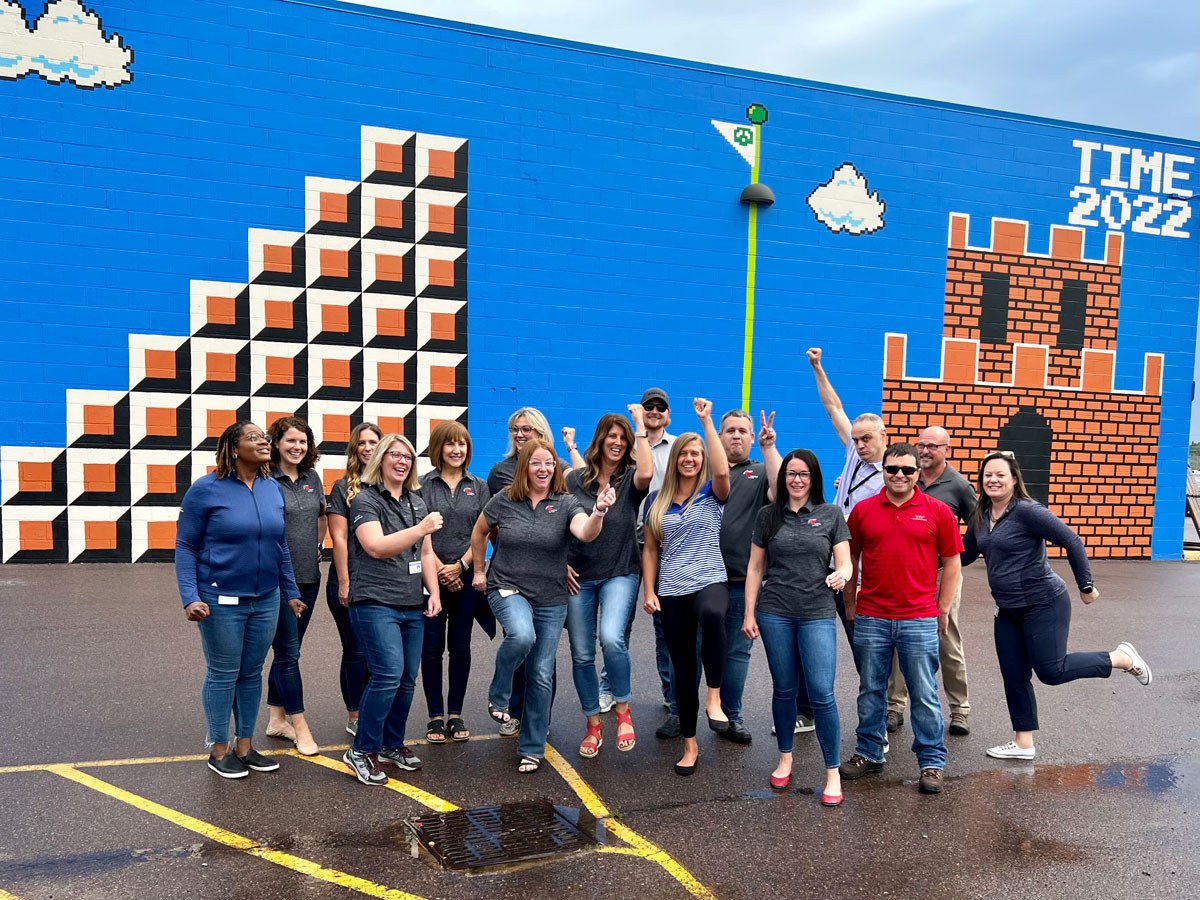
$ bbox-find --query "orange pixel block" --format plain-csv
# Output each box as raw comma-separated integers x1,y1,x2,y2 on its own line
430,365,456,394
377,361,405,392
322,304,350,333
145,407,177,436
430,312,456,342
428,204,455,233
428,149,456,179
147,464,176,494
83,463,116,493
20,520,55,551
376,308,406,337
320,192,348,223
323,414,351,444
264,300,293,330
145,349,176,380
265,356,294,385
263,244,293,273
207,295,237,325
207,408,237,437
85,520,118,550
376,254,406,282
375,198,404,230
206,352,238,383
320,248,350,279
84,405,115,435
376,143,405,173
323,358,352,388
147,521,176,550
428,258,455,287
18,461,54,492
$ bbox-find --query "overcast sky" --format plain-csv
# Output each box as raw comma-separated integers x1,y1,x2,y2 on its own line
342,0,1200,434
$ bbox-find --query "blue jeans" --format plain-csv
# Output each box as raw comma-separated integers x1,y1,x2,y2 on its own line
598,575,640,696
488,591,567,759
350,604,425,753
567,574,639,714
757,613,840,768
721,584,754,723
853,614,946,770
267,581,320,714
196,590,279,745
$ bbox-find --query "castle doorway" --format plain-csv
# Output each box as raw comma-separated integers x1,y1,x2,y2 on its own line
998,408,1052,504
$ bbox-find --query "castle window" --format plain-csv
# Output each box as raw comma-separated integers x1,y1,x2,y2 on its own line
979,272,1009,343
1058,280,1087,352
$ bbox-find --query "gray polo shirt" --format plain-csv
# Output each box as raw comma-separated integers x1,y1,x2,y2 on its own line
566,467,648,580
348,483,430,609
272,468,326,585
418,469,490,569
486,455,571,495
720,458,769,581
918,464,976,523
482,490,586,606
832,440,883,514
752,503,850,619
328,477,349,518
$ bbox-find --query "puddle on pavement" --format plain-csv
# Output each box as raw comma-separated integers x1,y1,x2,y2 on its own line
4,844,205,880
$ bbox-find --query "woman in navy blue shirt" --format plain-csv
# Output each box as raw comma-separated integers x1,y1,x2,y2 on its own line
175,421,301,780
962,451,1151,762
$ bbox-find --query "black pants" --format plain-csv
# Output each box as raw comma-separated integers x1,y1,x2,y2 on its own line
325,572,368,713
994,588,1112,732
660,583,729,739
421,584,482,719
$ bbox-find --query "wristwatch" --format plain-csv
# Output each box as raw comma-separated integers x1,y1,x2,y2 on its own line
1080,583,1094,594
458,558,468,574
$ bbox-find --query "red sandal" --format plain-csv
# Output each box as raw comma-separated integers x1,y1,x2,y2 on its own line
615,709,636,752
579,721,603,758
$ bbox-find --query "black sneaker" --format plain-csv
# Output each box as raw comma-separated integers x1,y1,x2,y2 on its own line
839,754,885,780
655,714,681,739
208,752,249,779
237,748,280,772
886,710,904,733
719,720,753,744
919,767,944,794
378,746,423,771
343,748,388,785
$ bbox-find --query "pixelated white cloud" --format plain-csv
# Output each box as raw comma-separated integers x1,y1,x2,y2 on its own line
0,0,132,89
806,163,886,235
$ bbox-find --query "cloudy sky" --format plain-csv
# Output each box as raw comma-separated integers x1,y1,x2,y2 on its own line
343,0,1200,433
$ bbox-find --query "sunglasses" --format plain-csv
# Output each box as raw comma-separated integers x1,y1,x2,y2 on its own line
642,401,668,412
883,465,918,476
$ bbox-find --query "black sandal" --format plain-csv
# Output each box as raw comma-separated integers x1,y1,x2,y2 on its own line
446,716,470,742
518,755,542,774
487,704,510,725
426,719,447,743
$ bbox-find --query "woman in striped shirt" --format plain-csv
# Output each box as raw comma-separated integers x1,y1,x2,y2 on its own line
642,397,731,776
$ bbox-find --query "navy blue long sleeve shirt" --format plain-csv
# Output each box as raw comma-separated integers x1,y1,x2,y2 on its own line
960,499,1092,608
175,473,301,606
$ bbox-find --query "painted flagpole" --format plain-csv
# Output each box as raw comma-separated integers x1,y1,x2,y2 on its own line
742,120,762,410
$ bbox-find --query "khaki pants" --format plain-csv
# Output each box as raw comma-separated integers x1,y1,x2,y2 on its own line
887,571,969,715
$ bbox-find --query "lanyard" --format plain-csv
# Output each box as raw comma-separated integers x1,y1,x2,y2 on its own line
844,460,880,508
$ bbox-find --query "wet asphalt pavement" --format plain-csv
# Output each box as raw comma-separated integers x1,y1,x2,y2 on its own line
0,560,1197,899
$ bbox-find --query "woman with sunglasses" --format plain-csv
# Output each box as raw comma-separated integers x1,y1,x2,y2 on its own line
642,398,731,776
343,434,443,787
471,439,615,774
326,422,382,738
175,422,301,779
565,405,653,757
742,449,850,805
963,451,1151,762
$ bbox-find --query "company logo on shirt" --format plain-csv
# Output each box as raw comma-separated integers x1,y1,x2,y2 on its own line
742,470,759,479
911,514,928,522
544,505,556,513
463,487,474,495
302,484,314,493
808,518,820,527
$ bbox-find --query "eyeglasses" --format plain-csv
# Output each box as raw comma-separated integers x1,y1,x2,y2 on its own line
642,402,668,412
240,433,271,445
385,450,414,462
510,425,536,436
785,471,811,480
993,450,1015,459
883,465,918,475
915,442,947,451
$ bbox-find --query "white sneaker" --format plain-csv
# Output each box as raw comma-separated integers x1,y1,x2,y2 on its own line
882,737,889,756
598,691,615,714
795,715,815,734
987,741,1036,760
1117,641,1152,686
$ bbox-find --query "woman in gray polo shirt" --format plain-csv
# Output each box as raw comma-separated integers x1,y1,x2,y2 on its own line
342,434,443,787
743,449,851,805
470,438,614,774
263,416,327,757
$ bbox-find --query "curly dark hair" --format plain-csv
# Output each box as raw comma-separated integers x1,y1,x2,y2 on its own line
268,416,320,473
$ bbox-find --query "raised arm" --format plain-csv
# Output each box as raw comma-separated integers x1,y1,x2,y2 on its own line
696,397,730,501
570,484,616,542
806,347,852,447
629,403,654,491
758,410,783,501
562,426,586,471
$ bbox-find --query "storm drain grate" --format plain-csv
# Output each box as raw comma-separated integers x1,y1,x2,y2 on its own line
405,800,597,871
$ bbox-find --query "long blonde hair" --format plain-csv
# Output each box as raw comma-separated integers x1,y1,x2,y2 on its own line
361,433,421,494
644,433,709,544
344,422,383,505
504,407,553,458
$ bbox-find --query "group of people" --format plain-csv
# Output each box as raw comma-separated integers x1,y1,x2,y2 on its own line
174,348,1153,803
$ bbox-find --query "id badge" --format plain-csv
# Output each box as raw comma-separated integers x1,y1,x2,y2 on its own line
218,595,239,606
408,560,422,575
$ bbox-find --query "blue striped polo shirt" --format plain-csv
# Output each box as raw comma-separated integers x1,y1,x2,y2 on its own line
653,480,727,596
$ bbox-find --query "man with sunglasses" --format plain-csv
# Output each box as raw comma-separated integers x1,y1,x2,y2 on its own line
886,426,976,738
839,443,963,795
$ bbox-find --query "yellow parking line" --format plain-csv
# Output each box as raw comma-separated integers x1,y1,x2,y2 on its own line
45,765,428,900
544,745,716,900
296,752,460,813
0,735,502,776
0,889,23,899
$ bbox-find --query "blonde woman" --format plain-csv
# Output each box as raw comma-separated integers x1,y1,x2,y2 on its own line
326,422,382,737
486,406,581,494
642,398,731,776
343,434,443,786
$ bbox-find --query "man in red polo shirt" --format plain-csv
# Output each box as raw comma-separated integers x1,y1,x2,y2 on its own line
839,442,963,794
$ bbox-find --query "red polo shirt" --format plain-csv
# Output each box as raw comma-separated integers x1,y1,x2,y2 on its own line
848,487,963,620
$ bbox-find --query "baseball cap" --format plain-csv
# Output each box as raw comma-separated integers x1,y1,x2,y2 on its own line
641,388,669,407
